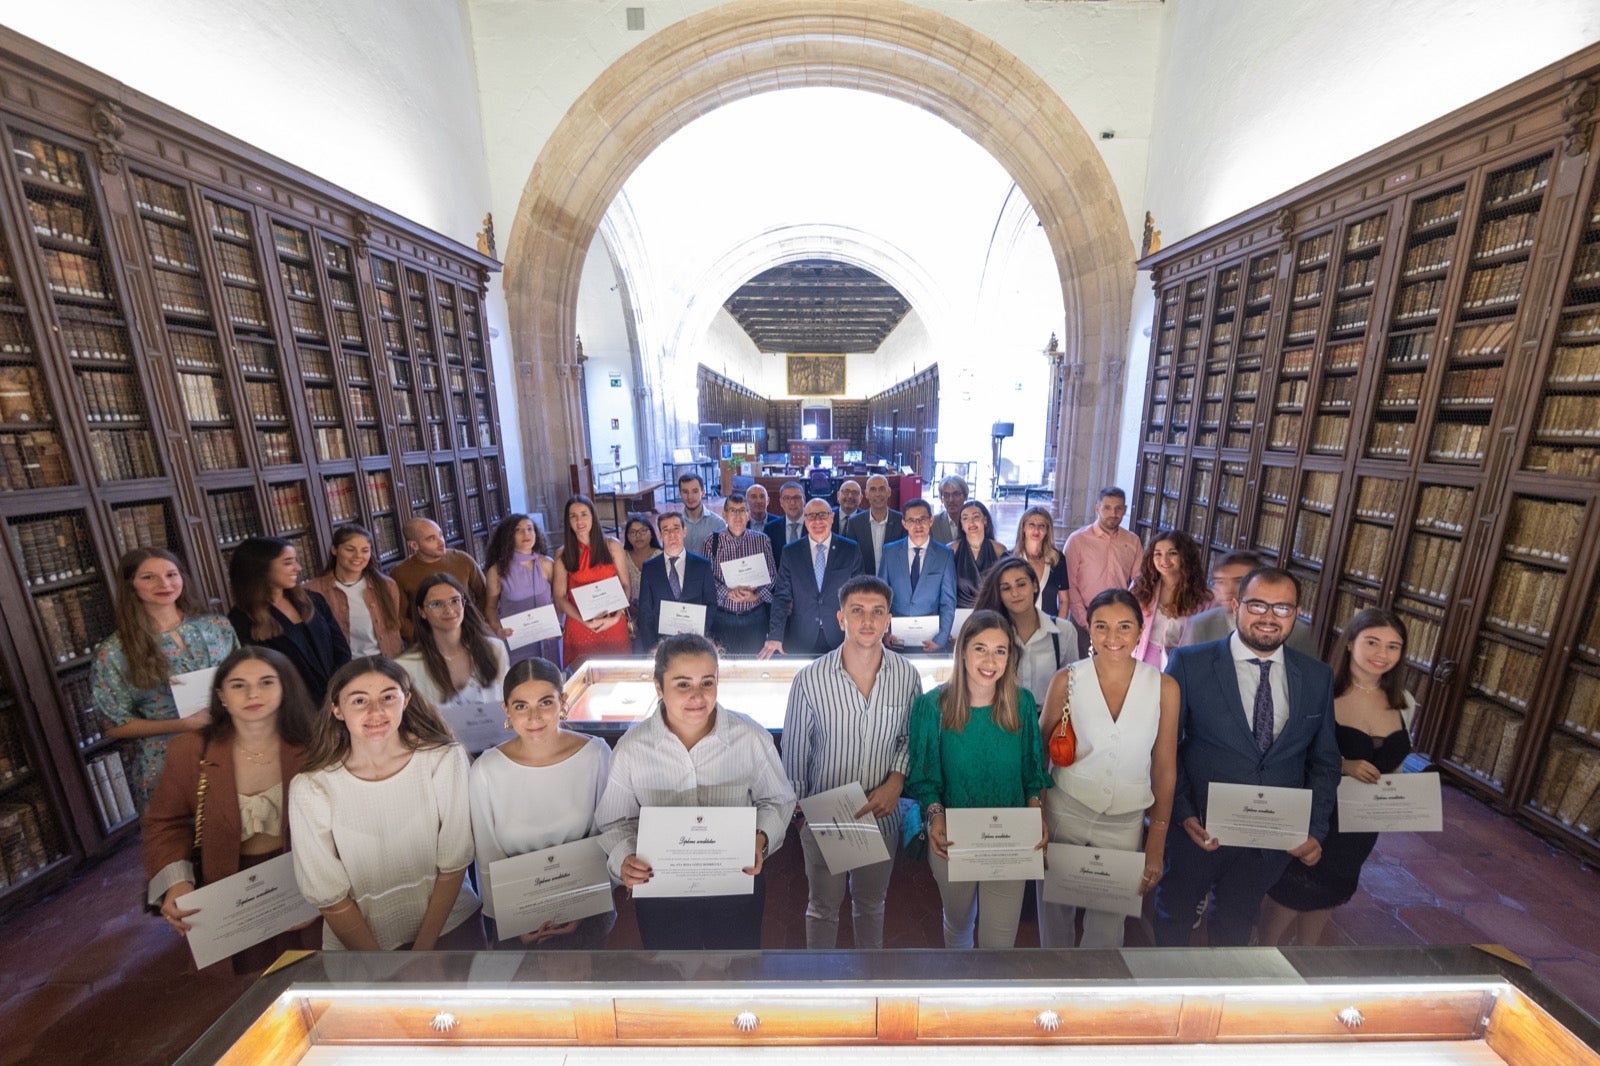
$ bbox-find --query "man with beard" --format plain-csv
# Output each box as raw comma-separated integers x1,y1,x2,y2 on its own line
1153,567,1340,947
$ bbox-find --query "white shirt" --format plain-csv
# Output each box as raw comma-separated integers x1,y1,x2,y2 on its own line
1015,609,1078,710
339,577,380,656
1230,631,1289,740
468,736,611,920
396,643,510,717
869,514,889,564
289,744,479,950
595,704,796,881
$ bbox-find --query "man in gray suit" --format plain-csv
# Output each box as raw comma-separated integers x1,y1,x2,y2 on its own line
1185,550,1318,656
929,475,968,545
844,474,903,577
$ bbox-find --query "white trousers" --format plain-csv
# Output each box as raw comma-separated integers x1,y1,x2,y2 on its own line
1037,788,1146,949
929,850,1027,949
799,824,897,949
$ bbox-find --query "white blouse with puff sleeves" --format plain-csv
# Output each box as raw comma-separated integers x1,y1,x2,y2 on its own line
289,743,479,950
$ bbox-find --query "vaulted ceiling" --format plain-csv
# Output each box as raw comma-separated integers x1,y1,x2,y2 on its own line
723,259,912,353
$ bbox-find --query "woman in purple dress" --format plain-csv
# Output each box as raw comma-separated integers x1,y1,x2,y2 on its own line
485,514,561,668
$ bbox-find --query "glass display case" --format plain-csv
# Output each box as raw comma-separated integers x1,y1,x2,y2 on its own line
562,657,953,735
181,947,1598,1063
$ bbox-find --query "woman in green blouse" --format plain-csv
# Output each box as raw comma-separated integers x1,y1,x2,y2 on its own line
908,609,1052,948
92,548,240,811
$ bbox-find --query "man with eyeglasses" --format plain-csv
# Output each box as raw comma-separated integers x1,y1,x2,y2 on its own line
760,500,864,658
771,482,807,548
1183,550,1318,655
929,476,968,545
1153,566,1341,948
878,499,956,652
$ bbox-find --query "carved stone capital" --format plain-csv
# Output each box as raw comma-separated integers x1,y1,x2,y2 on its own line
1104,357,1124,386
89,98,126,175
1276,206,1297,249
1561,76,1599,157
352,212,373,257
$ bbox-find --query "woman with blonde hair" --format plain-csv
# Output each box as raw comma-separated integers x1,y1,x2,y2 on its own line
93,548,238,809
304,524,404,658
289,656,482,950
1011,506,1070,617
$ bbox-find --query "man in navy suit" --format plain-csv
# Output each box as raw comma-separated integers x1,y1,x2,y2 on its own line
877,499,956,652
634,512,715,653
1153,567,1342,947
844,474,904,577
768,481,806,549
760,499,864,657
831,479,864,534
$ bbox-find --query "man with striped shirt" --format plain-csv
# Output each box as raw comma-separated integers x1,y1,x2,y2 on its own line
781,575,921,949
705,493,778,656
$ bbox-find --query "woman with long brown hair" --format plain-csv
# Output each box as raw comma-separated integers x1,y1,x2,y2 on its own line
907,610,1052,948
395,573,510,754
304,524,404,658
1128,529,1212,669
228,536,350,704
950,500,1009,609
92,548,238,810
484,512,561,667
288,656,482,950
552,495,631,670
142,646,319,972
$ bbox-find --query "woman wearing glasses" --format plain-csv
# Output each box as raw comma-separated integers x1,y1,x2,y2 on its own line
1128,530,1212,670
396,574,510,756
289,656,482,950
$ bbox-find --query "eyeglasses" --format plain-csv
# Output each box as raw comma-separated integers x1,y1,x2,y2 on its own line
804,512,833,522
1241,599,1297,618
903,515,932,526
424,596,464,611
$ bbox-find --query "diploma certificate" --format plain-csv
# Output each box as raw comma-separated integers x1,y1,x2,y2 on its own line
1042,843,1146,918
176,852,319,970
503,604,562,649
945,807,1045,881
720,554,772,589
891,615,940,644
169,666,219,718
1338,772,1443,833
659,601,707,637
488,837,614,940
800,782,890,875
952,608,974,638
438,700,514,755
571,577,629,620
1206,782,1313,849
632,806,757,898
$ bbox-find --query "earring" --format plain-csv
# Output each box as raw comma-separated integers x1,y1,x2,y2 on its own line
502,716,512,730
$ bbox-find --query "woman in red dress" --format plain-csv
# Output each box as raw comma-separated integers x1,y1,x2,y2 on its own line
552,495,632,671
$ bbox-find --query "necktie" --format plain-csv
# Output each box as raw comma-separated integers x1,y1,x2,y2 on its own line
814,541,827,590
790,521,800,543
668,556,682,599
1252,659,1275,754
911,546,923,588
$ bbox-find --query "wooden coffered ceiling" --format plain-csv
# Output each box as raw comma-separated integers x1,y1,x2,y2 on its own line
723,259,913,353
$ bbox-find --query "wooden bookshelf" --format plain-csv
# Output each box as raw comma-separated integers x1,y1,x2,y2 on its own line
1136,43,1600,863
0,29,507,912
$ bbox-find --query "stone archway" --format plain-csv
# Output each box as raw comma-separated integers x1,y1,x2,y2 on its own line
503,0,1134,521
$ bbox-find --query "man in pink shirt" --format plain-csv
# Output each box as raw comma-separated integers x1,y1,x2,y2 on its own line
1064,488,1143,653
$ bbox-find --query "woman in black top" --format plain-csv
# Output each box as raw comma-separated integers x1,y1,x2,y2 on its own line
950,500,1008,609
228,536,351,704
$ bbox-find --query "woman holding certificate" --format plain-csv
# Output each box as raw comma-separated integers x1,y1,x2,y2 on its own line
93,549,239,810
469,657,615,947
908,611,1053,948
1035,589,1180,948
553,495,631,670
142,647,319,972
485,513,562,667
304,524,404,658
396,574,510,753
596,634,795,949
289,656,483,950
1259,608,1414,946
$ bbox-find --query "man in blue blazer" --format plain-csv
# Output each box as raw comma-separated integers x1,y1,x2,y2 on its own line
759,499,865,657
634,512,715,653
1153,567,1342,947
877,499,956,652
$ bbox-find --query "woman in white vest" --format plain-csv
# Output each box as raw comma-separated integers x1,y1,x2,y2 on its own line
1036,588,1180,948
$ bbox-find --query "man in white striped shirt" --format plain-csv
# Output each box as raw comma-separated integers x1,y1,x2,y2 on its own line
781,575,922,949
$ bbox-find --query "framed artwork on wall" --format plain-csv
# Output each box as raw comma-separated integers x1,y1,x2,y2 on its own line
787,354,847,396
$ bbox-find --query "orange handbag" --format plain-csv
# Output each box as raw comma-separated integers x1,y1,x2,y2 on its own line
1049,669,1076,767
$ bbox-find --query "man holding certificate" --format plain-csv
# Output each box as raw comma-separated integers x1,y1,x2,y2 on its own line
783,576,921,948
1154,567,1341,947
596,634,795,949
635,512,714,653
705,493,779,655
879,499,957,653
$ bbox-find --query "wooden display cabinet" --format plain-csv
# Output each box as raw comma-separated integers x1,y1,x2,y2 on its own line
1135,43,1600,862
0,27,509,913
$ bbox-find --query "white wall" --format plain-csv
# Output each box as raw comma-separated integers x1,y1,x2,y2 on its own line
575,237,640,476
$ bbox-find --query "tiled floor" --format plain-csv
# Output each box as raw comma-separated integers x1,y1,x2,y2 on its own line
1,782,1596,1065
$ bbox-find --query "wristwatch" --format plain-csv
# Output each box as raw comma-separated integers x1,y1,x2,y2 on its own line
925,803,946,819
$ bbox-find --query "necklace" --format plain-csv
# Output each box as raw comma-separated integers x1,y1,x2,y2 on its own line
1351,679,1382,693
335,574,363,588
238,743,277,765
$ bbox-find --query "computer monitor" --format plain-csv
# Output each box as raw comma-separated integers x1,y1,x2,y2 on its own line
844,450,864,464
818,456,834,470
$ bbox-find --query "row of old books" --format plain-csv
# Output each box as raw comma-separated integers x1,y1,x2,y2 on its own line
1532,741,1600,832
244,381,288,421
1532,443,1600,479
1345,215,1387,253
270,224,312,261
1330,295,1371,333
1474,210,1539,259
267,483,311,532
222,286,269,330
0,430,70,489
79,369,145,423
1291,511,1330,565
1460,261,1527,311
1395,279,1445,321
313,426,351,461
1276,378,1310,409
208,489,261,546
1296,233,1334,268
108,503,172,557
325,476,359,524
1452,319,1514,358
0,365,52,423
1504,498,1583,564
366,470,395,512
0,798,60,888
84,751,135,831
27,198,92,248
1570,241,1600,286
61,320,131,363
1342,522,1391,581
1399,533,1461,600
1426,420,1488,463
1483,561,1566,640
1414,190,1466,231
40,248,111,302
1368,421,1419,457
13,137,86,189
258,428,296,467
1267,414,1302,451
86,428,161,481
1532,396,1600,442
209,201,252,242
1546,342,1600,384
1324,341,1363,372
1256,506,1287,555
1285,307,1319,343
1300,472,1341,511
1438,366,1503,406
0,312,33,355
1402,235,1454,277
1260,466,1294,503
1378,372,1426,409
1558,672,1600,735
1354,477,1404,521
212,239,258,285
284,299,325,340
177,372,230,423
0,711,28,784
152,269,208,319
1387,330,1435,365
192,429,244,473
1470,638,1541,709
8,513,93,585
1242,312,1271,341
1417,484,1473,532
36,583,111,662
1483,157,1551,206
278,262,316,300
1400,608,1444,668
169,331,221,371
304,386,343,424
1292,267,1326,303
1450,696,1521,785
131,174,187,220
141,217,199,272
